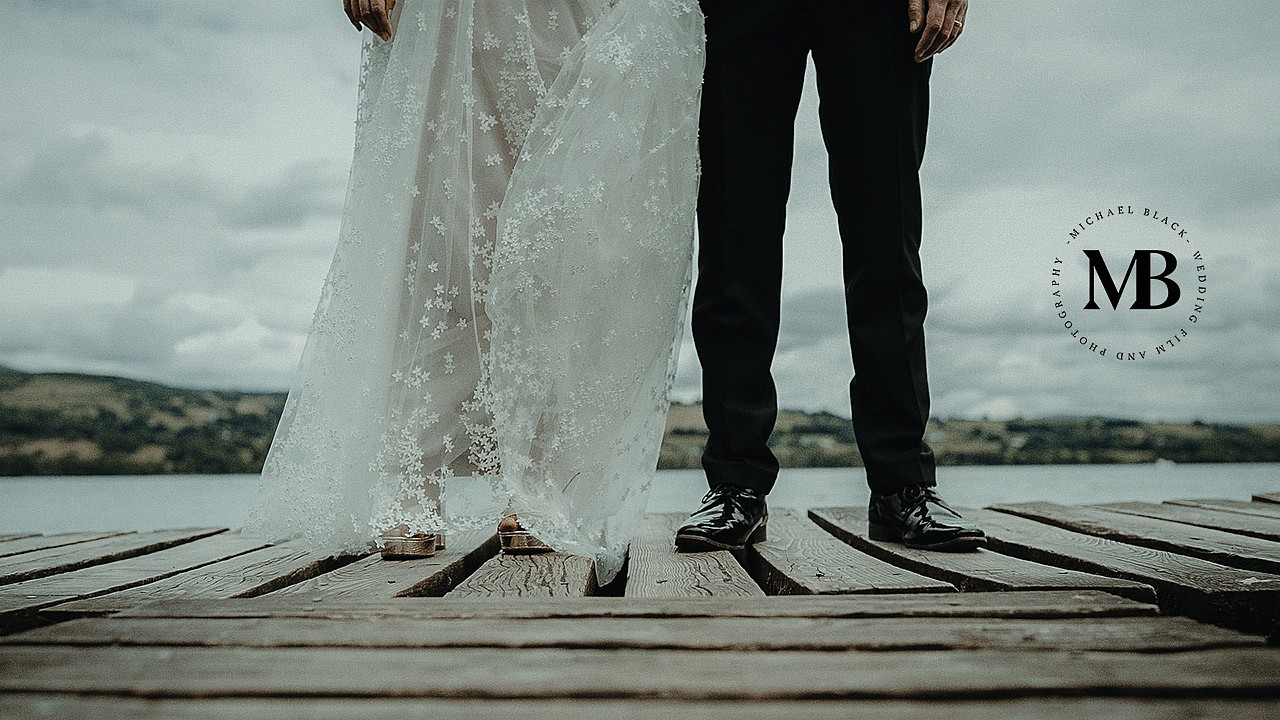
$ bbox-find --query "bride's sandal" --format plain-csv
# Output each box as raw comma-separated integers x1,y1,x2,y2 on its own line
498,514,553,554
377,524,443,560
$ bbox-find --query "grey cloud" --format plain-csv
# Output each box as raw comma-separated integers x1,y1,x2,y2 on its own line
776,287,848,352
8,131,345,231
0,292,237,367
928,325,1280,424
216,160,346,229
925,2,1280,226
10,131,177,211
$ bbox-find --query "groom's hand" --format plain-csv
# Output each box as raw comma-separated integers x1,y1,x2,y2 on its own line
909,0,968,63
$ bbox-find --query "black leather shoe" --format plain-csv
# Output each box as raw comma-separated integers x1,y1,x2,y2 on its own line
675,485,768,552
868,483,985,551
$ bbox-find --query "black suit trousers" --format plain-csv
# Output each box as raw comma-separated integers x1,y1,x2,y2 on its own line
693,0,937,496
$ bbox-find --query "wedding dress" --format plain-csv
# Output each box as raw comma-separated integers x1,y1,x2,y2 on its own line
249,0,705,584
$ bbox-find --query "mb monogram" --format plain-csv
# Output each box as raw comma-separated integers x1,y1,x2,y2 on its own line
1050,205,1207,361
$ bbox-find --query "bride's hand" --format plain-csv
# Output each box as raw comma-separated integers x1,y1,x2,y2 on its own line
344,0,397,42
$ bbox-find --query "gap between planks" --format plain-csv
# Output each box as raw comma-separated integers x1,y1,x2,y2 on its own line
738,509,955,595
1095,501,1280,543
270,532,497,600
990,501,1280,575
0,533,270,633
808,507,1155,602
962,507,1280,635
0,529,227,585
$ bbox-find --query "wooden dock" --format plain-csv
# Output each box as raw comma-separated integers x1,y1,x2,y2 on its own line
2,492,1280,718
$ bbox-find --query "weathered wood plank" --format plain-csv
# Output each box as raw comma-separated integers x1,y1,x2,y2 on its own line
7,615,1256,653
3,646,1280,698
1167,498,1280,520
992,501,1280,574
114,590,1158,621
1254,492,1280,505
738,509,954,595
0,529,226,585
625,513,763,597
3,697,1275,720
269,532,497,600
961,507,1280,635
445,552,597,598
44,543,364,617
0,533,269,632
0,532,125,559
1097,501,1280,542
809,507,1156,602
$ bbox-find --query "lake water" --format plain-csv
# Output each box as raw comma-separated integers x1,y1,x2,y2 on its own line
2,463,1278,534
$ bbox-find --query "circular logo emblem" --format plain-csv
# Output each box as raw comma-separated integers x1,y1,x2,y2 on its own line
1050,205,1206,361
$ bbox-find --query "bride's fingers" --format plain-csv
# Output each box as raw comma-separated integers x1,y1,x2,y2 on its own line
368,0,393,40
381,0,397,40
356,0,382,39
342,0,361,31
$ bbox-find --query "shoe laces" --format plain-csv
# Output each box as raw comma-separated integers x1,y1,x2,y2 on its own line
900,483,942,512
911,484,958,517
702,484,757,505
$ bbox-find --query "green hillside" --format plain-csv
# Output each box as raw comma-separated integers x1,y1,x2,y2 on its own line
660,402,1280,469
0,367,284,475
2,367,1278,476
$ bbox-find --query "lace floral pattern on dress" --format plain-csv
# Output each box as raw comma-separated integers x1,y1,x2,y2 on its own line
249,0,704,584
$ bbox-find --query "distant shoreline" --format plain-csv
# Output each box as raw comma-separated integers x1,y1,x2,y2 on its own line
3,367,1279,476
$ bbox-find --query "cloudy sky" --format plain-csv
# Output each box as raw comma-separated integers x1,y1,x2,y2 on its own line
2,1,1277,423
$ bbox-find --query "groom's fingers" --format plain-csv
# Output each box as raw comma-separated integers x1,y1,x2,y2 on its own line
916,0,967,62
907,0,925,33
914,1,947,62
938,3,967,54
934,0,963,54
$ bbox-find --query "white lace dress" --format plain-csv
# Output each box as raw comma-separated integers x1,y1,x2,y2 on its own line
249,0,705,584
